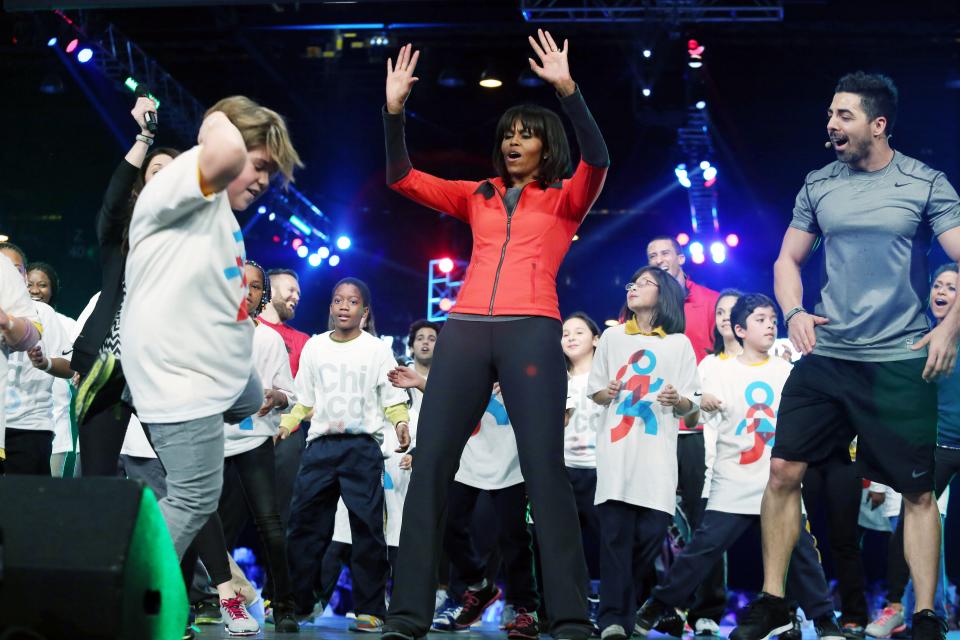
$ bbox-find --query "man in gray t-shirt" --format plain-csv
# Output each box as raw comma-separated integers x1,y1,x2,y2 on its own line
732,73,960,640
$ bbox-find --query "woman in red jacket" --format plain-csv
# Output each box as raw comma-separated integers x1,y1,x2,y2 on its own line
382,31,609,640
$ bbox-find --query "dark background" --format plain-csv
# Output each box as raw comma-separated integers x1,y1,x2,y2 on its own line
2,0,959,592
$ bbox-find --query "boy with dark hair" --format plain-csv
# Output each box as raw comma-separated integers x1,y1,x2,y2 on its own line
636,295,842,640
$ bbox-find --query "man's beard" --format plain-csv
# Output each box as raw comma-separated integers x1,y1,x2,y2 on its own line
837,136,871,167
274,299,295,321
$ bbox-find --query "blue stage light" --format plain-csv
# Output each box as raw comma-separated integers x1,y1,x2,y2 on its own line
336,236,351,250
308,253,322,267
77,48,93,63
329,255,341,267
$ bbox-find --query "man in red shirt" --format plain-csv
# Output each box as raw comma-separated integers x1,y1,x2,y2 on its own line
258,268,310,377
646,236,720,363
645,235,725,636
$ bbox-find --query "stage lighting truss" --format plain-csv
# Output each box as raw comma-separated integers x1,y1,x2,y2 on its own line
519,0,783,23
427,258,467,322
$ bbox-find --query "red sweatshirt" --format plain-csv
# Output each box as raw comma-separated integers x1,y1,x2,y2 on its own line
683,277,720,364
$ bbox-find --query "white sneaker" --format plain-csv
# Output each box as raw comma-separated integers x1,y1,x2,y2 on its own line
220,596,260,636
695,618,721,637
601,624,628,640
501,603,518,630
865,607,906,638
435,588,448,613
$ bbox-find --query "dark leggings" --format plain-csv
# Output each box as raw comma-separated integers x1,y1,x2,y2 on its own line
193,438,294,602
77,368,132,477
387,317,590,637
1,428,54,475
886,445,960,603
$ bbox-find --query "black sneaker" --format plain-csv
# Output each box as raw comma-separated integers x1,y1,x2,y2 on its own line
381,625,420,640
840,622,865,640
778,612,802,640
454,581,502,629
911,610,947,640
194,599,222,625
815,614,846,640
635,598,670,636
508,608,540,640
654,607,687,638
273,601,301,633
730,593,793,640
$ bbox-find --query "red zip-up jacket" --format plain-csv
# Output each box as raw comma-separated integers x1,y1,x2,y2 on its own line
385,89,609,321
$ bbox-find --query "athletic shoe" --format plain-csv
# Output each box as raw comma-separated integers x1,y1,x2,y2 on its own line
182,626,196,640
272,601,301,633
502,603,518,630
349,614,384,633
841,623,865,639
778,612,802,640
432,601,466,632
588,594,600,626
507,609,540,640
454,581,502,629
635,598,670,636
220,596,260,636
695,618,722,638
600,624,628,640
74,351,116,425
815,614,846,640
865,607,906,638
435,589,449,613
910,610,947,640
729,592,793,640
194,599,222,625
655,607,688,637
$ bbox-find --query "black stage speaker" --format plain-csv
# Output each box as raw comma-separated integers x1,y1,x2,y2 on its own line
0,476,187,640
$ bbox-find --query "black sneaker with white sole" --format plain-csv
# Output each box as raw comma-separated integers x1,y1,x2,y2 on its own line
730,593,793,640
814,614,846,640
911,610,947,640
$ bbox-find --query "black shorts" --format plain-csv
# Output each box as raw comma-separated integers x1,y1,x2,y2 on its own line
772,354,937,494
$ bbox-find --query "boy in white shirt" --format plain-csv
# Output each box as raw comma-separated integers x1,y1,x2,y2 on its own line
120,95,301,563
281,278,410,631
634,294,841,640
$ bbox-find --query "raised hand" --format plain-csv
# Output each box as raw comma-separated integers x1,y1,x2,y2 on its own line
387,365,426,391
131,96,156,136
386,43,420,114
527,29,575,97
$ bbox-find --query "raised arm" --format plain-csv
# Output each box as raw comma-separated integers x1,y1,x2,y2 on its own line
383,44,473,221
197,111,247,196
528,29,609,219
97,96,159,245
774,227,827,355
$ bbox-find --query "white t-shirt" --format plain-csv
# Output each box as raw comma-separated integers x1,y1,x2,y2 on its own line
120,413,157,459
295,331,407,443
697,353,734,498
861,481,950,530
455,392,524,490
381,413,415,547
565,372,603,469
0,254,38,452
51,313,77,455
702,356,792,515
224,323,295,458
587,327,700,513
121,145,254,424
5,301,68,433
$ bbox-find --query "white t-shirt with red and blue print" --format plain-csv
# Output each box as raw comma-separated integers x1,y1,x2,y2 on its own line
702,356,792,515
455,391,524,491
565,372,604,469
121,145,254,424
588,326,700,514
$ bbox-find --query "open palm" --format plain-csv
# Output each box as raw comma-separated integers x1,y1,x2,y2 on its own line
528,29,574,95
386,43,420,114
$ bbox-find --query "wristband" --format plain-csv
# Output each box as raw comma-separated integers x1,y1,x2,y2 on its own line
42,357,53,372
136,134,155,146
784,306,806,326
4,316,14,331
673,398,699,418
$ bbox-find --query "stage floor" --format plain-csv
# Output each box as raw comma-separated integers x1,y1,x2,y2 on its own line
191,615,960,639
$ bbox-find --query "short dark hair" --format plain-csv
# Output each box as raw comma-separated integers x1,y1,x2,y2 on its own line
834,71,898,136
0,241,27,268
492,104,571,189
407,319,441,349
629,266,686,335
267,268,299,281
646,235,682,254
26,261,60,307
709,289,743,355
731,293,777,346
329,277,376,336
932,262,958,282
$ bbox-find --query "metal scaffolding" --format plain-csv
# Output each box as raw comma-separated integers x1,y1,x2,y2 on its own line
520,0,783,24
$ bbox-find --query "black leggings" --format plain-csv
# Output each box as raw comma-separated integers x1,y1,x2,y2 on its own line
193,438,294,603
387,317,590,637
1,428,53,475
77,365,133,477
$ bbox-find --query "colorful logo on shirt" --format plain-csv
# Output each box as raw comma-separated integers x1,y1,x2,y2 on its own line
383,470,395,490
471,395,510,436
611,349,663,442
735,381,776,464
238,417,254,431
223,231,249,322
